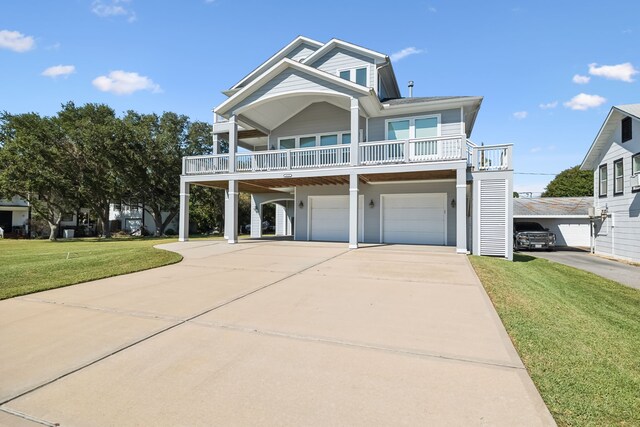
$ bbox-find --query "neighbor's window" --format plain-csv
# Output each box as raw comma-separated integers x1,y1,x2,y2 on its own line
61,213,74,222
599,164,608,197
338,67,368,86
622,117,632,143
614,159,624,195
633,153,640,175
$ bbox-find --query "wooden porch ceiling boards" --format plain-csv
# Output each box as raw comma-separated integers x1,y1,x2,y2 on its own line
193,169,456,194
218,130,267,140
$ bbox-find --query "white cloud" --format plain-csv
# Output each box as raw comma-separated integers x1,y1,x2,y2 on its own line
539,101,558,109
513,111,528,120
588,62,638,82
390,47,424,62
92,70,161,95
92,0,137,22
572,74,590,84
45,42,61,50
529,147,541,153
563,93,606,111
42,65,76,78
0,30,35,52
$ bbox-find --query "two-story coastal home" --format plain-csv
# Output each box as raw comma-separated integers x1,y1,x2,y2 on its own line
581,104,640,263
178,36,514,259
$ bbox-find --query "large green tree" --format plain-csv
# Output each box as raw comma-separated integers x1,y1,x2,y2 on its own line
0,112,80,240
542,165,593,197
120,112,212,236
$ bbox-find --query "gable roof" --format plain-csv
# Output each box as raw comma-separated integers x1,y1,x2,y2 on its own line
302,38,387,66
228,36,324,92
513,197,592,217
215,58,374,117
581,103,640,170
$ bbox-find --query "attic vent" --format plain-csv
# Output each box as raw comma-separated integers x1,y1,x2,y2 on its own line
408,80,414,97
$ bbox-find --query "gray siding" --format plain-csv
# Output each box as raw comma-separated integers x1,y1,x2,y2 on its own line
368,108,463,141
287,43,318,62
593,117,640,262
294,181,458,246
232,68,363,114
310,47,375,88
269,102,364,147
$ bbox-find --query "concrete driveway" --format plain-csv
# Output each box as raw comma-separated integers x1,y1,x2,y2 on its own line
530,248,640,289
0,240,554,426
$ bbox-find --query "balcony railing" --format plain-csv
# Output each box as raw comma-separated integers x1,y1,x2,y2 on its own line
183,136,511,175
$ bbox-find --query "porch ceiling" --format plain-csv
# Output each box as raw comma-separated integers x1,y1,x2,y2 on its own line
192,170,456,194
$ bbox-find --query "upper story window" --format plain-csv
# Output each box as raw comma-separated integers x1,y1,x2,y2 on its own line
278,132,351,149
599,164,608,197
386,115,440,140
633,153,640,175
621,117,632,142
338,67,368,86
613,159,624,195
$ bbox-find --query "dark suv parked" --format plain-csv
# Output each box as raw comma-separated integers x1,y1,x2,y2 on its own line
514,222,556,251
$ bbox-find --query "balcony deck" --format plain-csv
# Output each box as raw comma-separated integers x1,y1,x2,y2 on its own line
183,136,512,176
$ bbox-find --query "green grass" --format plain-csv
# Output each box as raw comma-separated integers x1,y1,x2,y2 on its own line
0,237,185,300
470,254,640,426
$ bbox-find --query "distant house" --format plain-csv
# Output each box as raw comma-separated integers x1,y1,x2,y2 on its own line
178,36,515,259
513,197,591,247
581,104,640,263
0,196,31,238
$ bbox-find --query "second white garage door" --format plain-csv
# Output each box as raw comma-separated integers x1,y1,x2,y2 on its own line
309,196,363,242
381,193,447,245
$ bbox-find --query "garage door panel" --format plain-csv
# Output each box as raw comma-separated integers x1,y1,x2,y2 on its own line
309,196,362,242
382,194,446,245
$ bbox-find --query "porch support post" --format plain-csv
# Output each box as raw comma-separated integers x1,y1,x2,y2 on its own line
227,179,239,244
178,178,190,242
350,97,360,166
349,173,359,249
228,115,237,173
224,188,229,239
250,194,262,239
456,166,467,254
212,133,221,155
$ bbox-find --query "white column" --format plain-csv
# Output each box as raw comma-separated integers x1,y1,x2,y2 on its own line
456,167,467,254
178,179,190,242
224,188,230,240
250,194,262,239
349,173,359,249
350,98,360,166
228,180,239,244
228,115,237,173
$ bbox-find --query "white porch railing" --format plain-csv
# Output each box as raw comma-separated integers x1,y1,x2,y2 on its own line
468,143,512,171
181,136,511,175
183,154,229,174
360,136,463,165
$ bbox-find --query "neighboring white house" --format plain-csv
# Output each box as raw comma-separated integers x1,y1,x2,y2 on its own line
179,36,514,259
0,196,31,237
513,197,591,247
581,104,640,263
109,201,179,235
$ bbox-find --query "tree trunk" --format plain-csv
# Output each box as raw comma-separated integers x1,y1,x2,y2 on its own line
161,210,178,236
153,211,163,236
48,222,58,241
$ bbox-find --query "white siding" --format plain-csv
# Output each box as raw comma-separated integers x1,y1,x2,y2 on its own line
286,43,318,62
592,116,640,262
310,47,376,88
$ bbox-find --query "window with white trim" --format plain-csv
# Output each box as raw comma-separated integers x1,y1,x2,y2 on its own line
633,153,640,175
385,115,441,140
599,164,608,197
338,67,368,86
277,132,352,149
614,159,624,195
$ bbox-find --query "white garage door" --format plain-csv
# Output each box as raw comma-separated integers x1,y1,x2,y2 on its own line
309,196,362,242
557,222,590,247
382,193,447,245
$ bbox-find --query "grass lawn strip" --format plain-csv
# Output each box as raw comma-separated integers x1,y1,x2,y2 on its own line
0,238,184,300
470,254,640,426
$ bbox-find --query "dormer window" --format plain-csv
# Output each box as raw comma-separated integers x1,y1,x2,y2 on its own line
338,67,368,86
622,117,632,142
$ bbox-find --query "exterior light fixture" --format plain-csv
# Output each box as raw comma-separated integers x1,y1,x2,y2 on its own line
298,201,304,209
369,199,375,208
451,199,456,209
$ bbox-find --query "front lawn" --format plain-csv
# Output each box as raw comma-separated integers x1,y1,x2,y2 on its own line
470,254,640,426
0,238,184,300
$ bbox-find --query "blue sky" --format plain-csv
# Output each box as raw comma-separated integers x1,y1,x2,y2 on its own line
1,0,639,195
